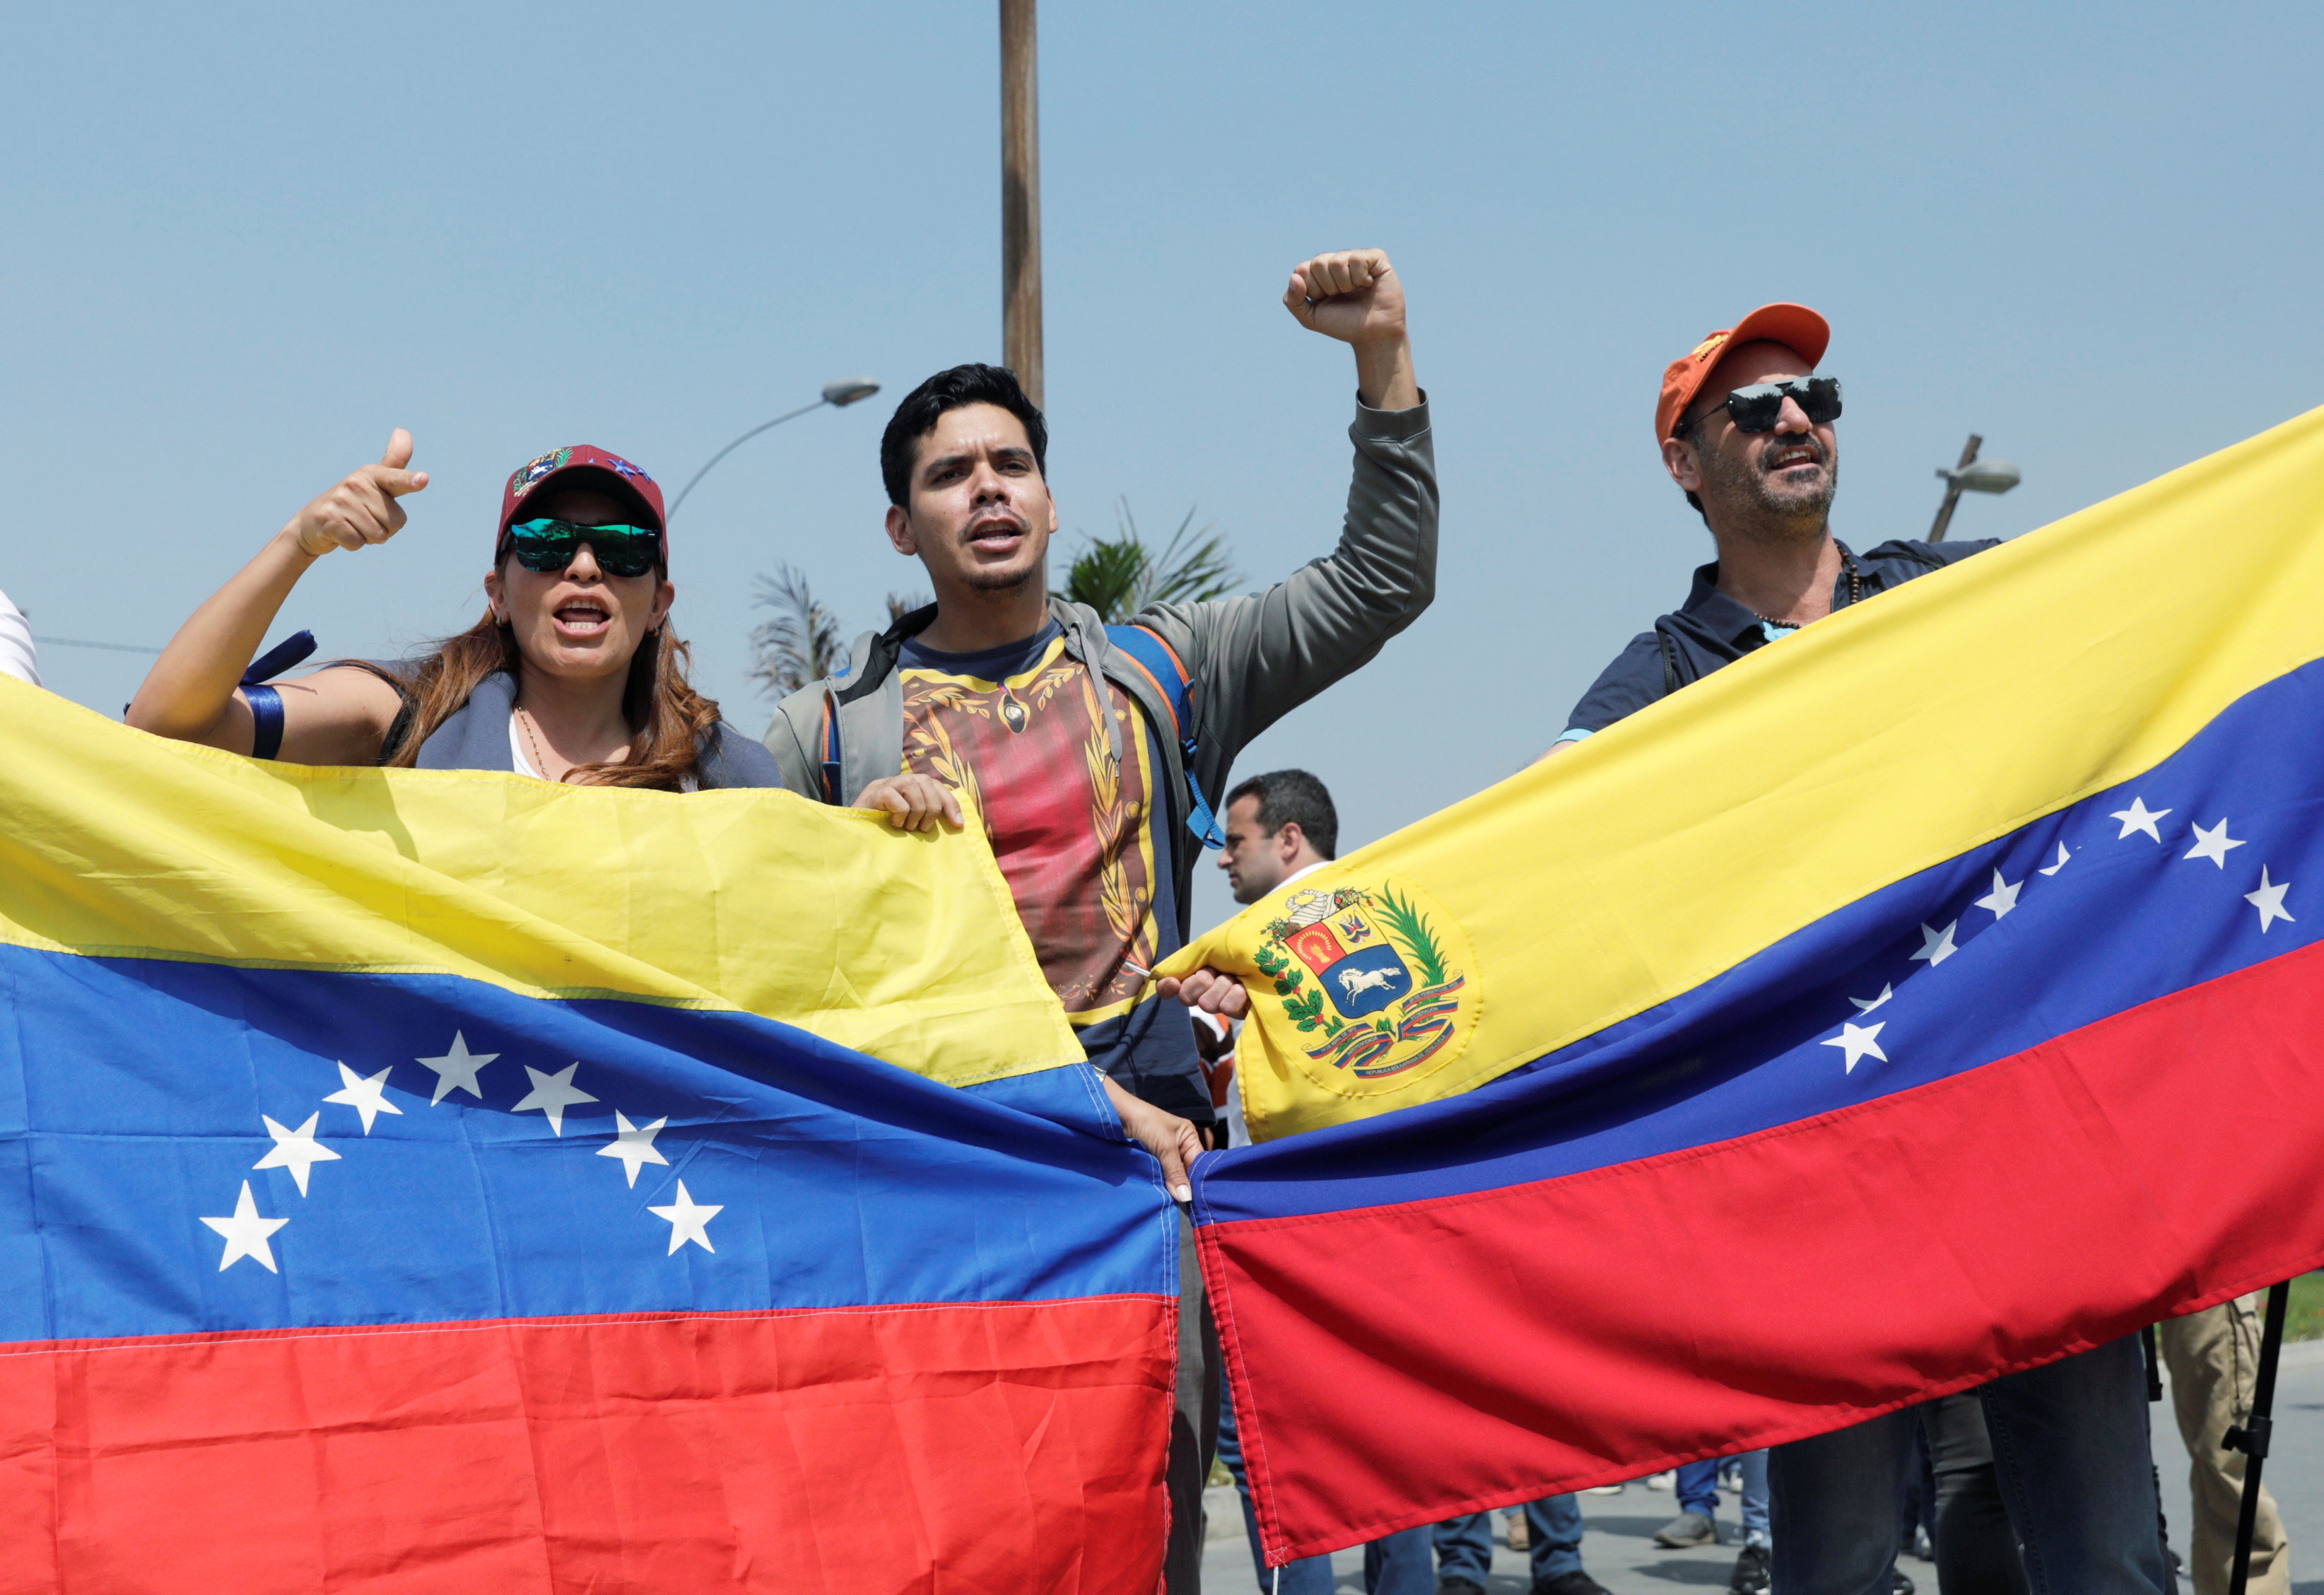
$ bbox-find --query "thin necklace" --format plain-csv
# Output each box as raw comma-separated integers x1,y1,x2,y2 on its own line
515,704,558,782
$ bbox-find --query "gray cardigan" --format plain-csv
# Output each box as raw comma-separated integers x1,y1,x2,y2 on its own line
762,397,1438,936
402,669,783,788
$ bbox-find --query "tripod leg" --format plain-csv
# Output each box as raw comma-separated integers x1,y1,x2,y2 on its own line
2224,1280,2290,1595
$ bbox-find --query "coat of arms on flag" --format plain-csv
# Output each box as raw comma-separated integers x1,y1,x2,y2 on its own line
1252,878,1477,1086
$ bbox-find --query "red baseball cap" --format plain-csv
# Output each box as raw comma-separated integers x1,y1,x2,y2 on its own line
497,445,669,561
1655,303,1831,444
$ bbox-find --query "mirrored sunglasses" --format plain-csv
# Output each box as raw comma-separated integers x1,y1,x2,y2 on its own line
501,519,662,578
1702,375,1843,435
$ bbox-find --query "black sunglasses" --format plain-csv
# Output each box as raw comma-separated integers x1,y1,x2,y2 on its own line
1691,375,1843,436
500,518,662,578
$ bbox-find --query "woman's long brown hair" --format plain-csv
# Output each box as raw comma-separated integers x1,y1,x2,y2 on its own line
381,597,721,790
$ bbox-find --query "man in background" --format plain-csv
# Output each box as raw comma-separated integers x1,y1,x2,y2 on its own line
2158,1298,2291,1595
1209,770,1436,1594
1199,769,1609,1595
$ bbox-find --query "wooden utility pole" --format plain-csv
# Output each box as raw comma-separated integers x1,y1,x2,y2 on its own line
999,0,1043,407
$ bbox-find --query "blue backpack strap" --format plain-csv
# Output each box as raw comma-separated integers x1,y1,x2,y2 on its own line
1105,624,1224,850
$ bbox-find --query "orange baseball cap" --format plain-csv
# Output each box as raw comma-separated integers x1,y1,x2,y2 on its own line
1656,303,1831,443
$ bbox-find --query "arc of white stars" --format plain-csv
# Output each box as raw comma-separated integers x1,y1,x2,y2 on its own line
1973,870,2022,919
2038,843,2071,877
323,1062,403,1134
512,1063,599,1136
1822,1021,1889,1075
2246,868,2295,933
1848,983,1893,1015
253,1112,340,1197
1911,921,1959,966
2110,797,2170,842
2183,818,2246,870
416,1032,498,1106
597,1111,671,1188
200,1180,290,1273
647,1180,722,1254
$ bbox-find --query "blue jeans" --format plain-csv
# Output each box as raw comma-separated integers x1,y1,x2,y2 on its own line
1677,1450,1771,1546
1436,1494,1585,1585
1768,1336,2166,1595
1217,1386,1435,1594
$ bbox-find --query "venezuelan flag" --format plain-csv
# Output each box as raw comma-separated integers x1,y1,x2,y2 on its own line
0,683,1175,1594
1170,407,2324,1563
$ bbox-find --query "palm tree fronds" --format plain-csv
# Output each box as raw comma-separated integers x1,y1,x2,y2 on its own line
1062,501,1240,623
749,565,845,699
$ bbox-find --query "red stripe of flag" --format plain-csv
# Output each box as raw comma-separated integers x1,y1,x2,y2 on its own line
2,1297,1175,1594
1207,940,2324,1562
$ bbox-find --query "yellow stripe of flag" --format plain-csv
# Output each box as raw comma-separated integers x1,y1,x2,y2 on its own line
0,683,1080,1087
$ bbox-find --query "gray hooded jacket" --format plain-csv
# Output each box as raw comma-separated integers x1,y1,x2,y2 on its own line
762,397,1437,943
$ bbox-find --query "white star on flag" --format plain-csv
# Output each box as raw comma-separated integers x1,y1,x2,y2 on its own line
323,1063,404,1134
253,1112,339,1197
1911,921,1959,966
598,1111,671,1188
512,1063,599,1136
201,1180,290,1273
2183,819,2247,870
1973,870,2023,919
416,1032,498,1106
1849,983,1894,1015
647,1180,722,1254
2111,797,2170,842
1821,1021,1889,1074
2246,868,2295,933
2038,843,2071,877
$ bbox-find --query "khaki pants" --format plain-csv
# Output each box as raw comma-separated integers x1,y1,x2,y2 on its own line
2157,1295,2291,1595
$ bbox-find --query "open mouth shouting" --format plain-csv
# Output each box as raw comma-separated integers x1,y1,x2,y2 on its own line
962,509,1029,558
552,597,613,638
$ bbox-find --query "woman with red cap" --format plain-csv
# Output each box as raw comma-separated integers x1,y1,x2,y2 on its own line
129,429,951,817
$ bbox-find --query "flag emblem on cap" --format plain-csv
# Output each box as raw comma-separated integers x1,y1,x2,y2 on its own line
604,454,652,483
510,447,573,498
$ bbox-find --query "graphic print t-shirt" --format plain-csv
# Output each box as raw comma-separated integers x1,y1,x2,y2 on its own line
898,623,1205,1121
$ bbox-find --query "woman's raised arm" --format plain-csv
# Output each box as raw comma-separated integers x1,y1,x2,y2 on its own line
128,431,428,764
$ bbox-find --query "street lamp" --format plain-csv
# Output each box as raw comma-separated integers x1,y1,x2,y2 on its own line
1927,433,2021,542
668,378,882,518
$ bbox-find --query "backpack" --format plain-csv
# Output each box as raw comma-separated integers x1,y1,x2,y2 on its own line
1104,624,1225,851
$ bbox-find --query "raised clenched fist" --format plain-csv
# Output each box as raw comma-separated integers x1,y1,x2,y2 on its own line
1282,249,1407,350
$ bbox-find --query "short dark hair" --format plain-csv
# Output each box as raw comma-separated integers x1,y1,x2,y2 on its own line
1674,409,1710,522
1224,769,1338,860
879,363,1049,508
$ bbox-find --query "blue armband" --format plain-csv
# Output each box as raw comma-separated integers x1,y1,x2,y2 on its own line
245,684,286,760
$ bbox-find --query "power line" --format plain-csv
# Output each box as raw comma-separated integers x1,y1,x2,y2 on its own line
33,635,163,655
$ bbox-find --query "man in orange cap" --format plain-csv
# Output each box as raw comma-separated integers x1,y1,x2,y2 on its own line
1553,304,1994,743
1544,311,2171,1595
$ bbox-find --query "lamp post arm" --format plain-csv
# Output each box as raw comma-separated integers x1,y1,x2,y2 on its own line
1927,433,1983,543
669,399,831,518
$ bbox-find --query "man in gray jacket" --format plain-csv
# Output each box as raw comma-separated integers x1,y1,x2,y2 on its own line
763,247,1436,1592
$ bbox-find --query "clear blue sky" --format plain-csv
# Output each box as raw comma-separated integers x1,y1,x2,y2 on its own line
6,4,2319,928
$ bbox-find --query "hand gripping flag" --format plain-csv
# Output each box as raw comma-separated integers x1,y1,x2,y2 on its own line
1166,406,2324,1562
0,688,1177,1595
